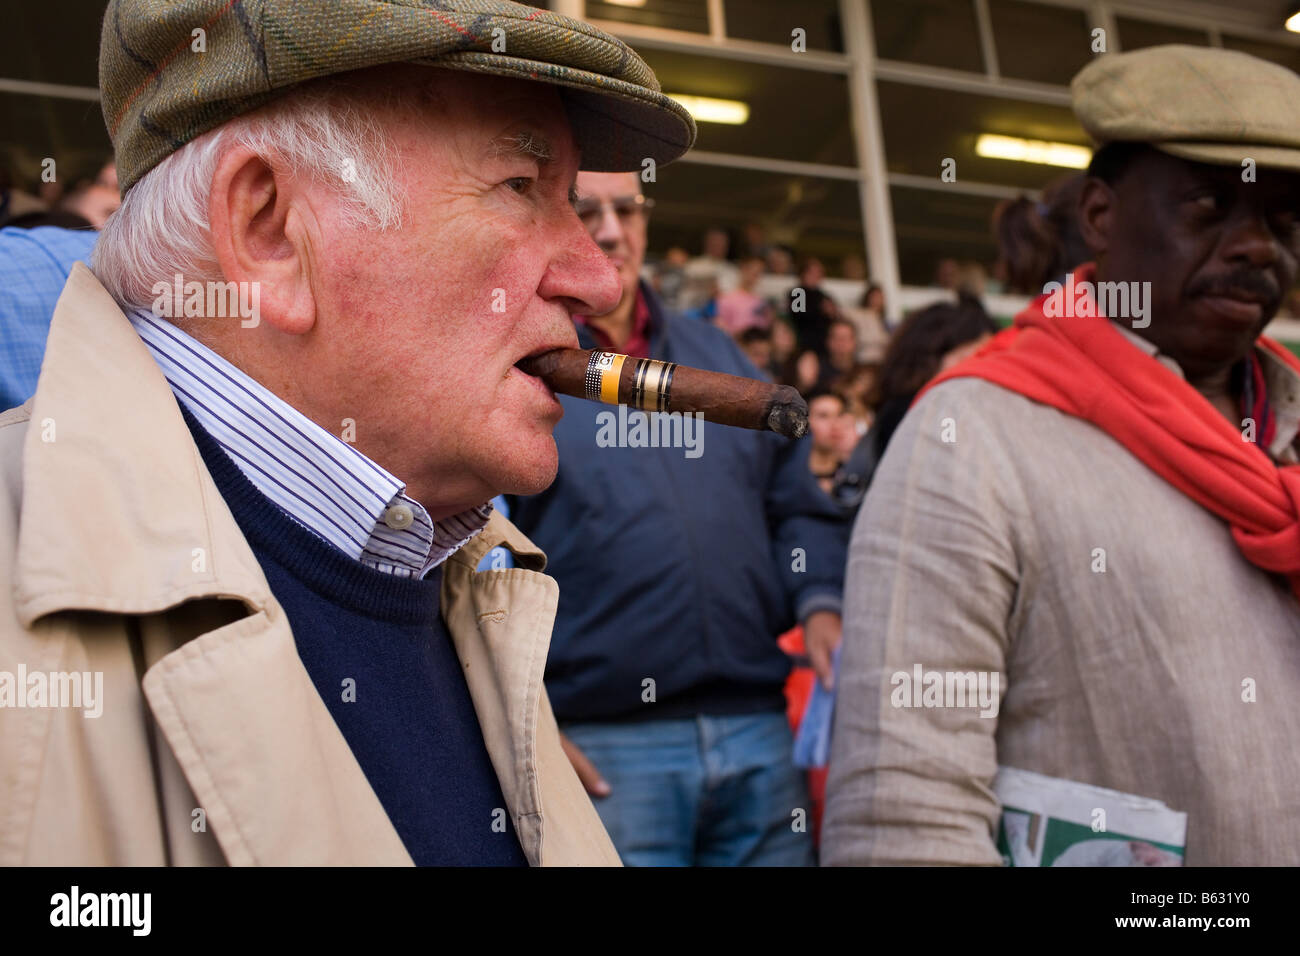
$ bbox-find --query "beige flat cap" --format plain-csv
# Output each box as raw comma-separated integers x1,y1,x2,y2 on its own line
1072,44,1300,173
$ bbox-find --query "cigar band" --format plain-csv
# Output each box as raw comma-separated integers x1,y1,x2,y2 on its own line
585,351,626,405
630,357,677,412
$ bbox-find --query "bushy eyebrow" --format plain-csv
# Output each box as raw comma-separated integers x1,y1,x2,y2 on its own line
487,129,554,166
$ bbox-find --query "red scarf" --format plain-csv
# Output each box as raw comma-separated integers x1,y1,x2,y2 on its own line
920,262,1300,597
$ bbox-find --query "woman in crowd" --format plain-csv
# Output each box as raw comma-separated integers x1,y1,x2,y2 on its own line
993,173,1090,293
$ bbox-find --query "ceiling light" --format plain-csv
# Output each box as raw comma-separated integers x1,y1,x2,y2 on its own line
975,134,1091,169
666,94,750,125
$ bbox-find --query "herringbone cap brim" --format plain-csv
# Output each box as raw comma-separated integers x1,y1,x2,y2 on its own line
1072,44,1300,173
101,0,697,193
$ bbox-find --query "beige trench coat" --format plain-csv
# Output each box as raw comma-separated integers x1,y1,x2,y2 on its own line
0,264,619,866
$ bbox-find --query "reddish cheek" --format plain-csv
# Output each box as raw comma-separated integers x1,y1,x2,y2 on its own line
482,266,548,334
331,273,370,320
486,243,536,291
319,249,394,318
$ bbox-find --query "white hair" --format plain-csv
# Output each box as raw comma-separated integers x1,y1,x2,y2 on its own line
94,79,407,313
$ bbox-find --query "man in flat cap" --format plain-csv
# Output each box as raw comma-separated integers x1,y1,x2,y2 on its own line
825,45,1300,866
0,0,693,865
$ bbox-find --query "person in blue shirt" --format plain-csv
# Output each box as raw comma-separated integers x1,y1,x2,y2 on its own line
509,171,850,866
0,226,99,410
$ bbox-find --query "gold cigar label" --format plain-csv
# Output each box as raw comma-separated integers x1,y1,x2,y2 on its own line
518,348,808,438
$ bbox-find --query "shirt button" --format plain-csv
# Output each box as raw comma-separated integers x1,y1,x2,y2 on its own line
384,504,415,531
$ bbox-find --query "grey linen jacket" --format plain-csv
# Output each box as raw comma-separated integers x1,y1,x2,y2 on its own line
822,344,1300,866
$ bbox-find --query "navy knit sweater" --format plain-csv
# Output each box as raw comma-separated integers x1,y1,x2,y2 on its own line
180,404,527,866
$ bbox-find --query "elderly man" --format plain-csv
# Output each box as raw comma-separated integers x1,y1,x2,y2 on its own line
825,45,1300,866
0,0,693,866
509,171,848,866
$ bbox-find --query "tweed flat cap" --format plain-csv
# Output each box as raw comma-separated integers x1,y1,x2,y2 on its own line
1072,44,1300,173
101,0,696,193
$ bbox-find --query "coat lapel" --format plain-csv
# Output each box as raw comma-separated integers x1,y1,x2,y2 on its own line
441,513,554,864
443,517,622,866
141,609,412,865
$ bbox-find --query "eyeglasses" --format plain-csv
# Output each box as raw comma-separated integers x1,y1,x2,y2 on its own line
574,194,655,232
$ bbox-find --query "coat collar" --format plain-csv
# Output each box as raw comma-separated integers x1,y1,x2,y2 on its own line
14,263,272,627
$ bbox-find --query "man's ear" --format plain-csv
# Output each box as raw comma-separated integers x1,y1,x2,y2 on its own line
1077,176,1114,263
208,146,317,335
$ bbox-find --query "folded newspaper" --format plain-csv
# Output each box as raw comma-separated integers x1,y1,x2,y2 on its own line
994,766,1187,866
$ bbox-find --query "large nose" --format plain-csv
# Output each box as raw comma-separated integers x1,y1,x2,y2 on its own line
1223,208,1283,271
539,212,623,316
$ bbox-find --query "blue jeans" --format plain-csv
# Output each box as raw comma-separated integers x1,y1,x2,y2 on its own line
561,712,814,866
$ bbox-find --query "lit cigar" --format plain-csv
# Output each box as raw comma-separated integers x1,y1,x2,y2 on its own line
516,348,809,438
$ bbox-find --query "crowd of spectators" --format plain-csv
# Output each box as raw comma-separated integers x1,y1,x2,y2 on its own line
643,222,1012,515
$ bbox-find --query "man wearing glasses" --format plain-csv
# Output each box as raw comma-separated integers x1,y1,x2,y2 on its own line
508,172,849,866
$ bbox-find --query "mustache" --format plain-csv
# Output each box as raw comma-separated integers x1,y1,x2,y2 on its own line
1187,270,1281,306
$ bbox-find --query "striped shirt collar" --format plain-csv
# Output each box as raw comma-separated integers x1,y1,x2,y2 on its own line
128,309,489,578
